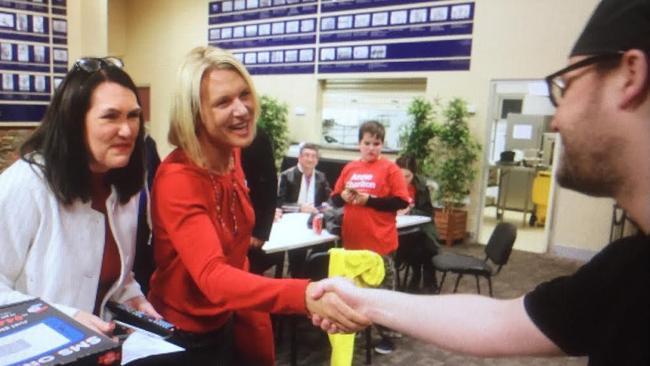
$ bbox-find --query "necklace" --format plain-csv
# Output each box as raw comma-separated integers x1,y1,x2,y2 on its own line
208,173,239,236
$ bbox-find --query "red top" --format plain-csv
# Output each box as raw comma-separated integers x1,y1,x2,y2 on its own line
90,173,121,315
332,158,410,255
148,149,309,333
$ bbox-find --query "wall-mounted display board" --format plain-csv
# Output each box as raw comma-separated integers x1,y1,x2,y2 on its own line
0,0,68,123
208,0,473,75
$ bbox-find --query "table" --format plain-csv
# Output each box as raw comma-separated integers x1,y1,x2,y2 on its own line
263,213,338,254
262,213,431,254
397,214,431,229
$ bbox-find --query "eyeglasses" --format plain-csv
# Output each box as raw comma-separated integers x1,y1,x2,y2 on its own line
545,52,623,107
73,57,124,73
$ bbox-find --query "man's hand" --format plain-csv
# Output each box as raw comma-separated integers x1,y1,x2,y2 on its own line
300,203,318,213
397,205,412,216
274,208,283,222
74,310,114,336
125,295,162,320
341,188,358,203
250,236,265,248
352,193,369,206
305,279,370,333
308,277,369,332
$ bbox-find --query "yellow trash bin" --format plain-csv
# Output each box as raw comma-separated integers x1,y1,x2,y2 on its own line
531,171,551,226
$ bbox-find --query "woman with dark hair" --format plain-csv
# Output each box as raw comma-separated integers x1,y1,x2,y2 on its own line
0,57,160,335
395,154,440,294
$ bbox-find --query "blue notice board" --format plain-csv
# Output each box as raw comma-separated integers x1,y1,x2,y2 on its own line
0,0,68,123
207,0,475,75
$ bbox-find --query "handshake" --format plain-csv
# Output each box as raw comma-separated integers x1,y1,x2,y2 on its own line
304,277,371,333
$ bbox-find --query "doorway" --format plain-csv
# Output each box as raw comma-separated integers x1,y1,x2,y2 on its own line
477,80,558,254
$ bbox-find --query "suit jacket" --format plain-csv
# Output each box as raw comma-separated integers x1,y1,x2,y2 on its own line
277,166,331,207
241,129,278,241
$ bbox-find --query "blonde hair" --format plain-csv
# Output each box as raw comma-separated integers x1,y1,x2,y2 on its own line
168,46,260,167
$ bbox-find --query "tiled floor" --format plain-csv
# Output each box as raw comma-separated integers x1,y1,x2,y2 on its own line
275,242,588,366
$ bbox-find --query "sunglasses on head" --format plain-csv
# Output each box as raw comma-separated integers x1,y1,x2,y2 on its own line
73,57,124,73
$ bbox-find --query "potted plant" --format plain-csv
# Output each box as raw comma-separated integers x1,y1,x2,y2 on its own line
257,95,289,169
400,97,437,176
427,98,481,246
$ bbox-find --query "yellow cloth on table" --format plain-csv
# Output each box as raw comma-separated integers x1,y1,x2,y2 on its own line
327,248,384,366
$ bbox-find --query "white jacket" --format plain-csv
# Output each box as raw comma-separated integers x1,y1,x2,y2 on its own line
0,159,143,319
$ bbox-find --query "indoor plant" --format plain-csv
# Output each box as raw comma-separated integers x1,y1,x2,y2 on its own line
427,98,481,246
400,97,437,176
257,95,289,169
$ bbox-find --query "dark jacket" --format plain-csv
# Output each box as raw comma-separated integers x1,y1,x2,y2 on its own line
277,166,331,208
410,175,439,250
241,129,278,241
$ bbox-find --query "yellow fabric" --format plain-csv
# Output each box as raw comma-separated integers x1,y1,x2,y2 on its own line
327,248,384,366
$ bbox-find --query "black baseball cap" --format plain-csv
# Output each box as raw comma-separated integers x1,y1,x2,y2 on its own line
571,0,650,56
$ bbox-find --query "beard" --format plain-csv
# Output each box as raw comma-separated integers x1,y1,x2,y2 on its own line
556,138,621,197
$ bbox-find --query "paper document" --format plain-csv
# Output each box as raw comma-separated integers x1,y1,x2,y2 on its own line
121,329,183,365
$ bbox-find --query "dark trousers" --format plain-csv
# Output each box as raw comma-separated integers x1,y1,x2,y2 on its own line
248,248,284,276
397,231,438,290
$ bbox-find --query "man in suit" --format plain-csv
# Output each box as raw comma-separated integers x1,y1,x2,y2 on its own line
278,143,332,277
278,143,331,213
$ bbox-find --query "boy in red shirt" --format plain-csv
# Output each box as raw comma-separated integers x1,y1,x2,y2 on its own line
331,120,410,354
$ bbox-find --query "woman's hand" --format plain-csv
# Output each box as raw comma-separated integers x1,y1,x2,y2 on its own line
305,279,371,333
124,295,162,320
74,310,114,336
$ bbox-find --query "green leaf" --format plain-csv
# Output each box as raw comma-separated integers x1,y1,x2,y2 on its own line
257,95,289,169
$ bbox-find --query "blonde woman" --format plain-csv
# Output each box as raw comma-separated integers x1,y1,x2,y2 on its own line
148,46,368,365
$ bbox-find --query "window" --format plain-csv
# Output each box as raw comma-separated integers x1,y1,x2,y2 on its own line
320,78,426,150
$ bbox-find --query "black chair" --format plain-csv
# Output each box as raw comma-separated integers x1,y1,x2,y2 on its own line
432,222,517,297
290,251,372,365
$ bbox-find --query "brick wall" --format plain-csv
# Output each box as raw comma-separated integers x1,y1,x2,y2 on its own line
0,127,35,172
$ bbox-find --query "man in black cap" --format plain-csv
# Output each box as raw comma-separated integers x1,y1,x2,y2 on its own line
310,0,649,364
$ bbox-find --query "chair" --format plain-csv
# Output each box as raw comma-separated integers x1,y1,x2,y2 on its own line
290,251,373,365
432,222,517,297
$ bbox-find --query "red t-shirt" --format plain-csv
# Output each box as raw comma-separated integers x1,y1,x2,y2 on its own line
148,148,308,333
332,157,410,255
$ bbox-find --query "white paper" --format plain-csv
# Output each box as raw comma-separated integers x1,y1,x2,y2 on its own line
451,4,471,20
258,23,271,35
354,14,370,28
390,10,407,25
286,20,299,33
258,51,270,63
285,50,297,62
512,124,533,140
409,8,427,23
298,49,313,62
121,330,183,365
337,15,352,29
430,7,449,21
321,17,336,31
300,19,314,33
